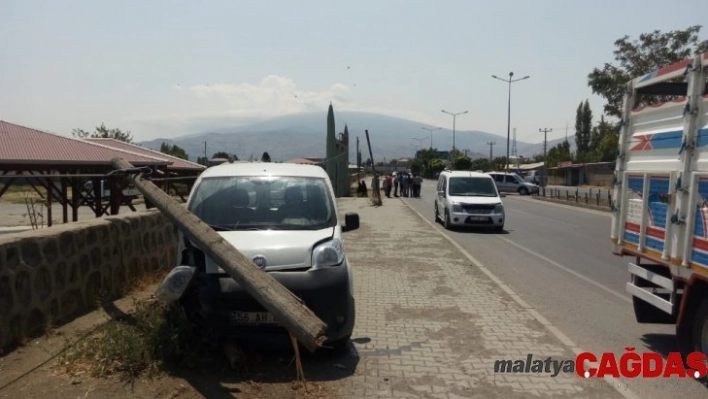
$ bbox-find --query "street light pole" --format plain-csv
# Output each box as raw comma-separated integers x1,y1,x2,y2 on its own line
441,110,468,156
492,72,529,173
421,126,441,149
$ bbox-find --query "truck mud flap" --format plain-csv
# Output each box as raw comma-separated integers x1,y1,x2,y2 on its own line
626,262,678,324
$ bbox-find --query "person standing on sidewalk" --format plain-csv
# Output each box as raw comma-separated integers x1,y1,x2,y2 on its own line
393,173,400,197
383,174,392,198
413,174,423,197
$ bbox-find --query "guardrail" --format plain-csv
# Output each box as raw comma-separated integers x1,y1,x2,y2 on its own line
534,186,613,210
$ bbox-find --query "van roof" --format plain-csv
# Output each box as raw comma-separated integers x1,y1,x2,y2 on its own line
199,161,330,179
440,171,491,178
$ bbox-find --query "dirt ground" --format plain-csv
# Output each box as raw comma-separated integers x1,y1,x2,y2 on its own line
0,284,355,399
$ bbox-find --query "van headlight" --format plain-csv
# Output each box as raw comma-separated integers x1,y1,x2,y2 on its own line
313,238,345,268
494,203,504,212
451,202,463,212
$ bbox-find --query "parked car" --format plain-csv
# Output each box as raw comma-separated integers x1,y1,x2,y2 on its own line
487,172,539,195
170,161,358,350
434,171,505,231
524,170,547,186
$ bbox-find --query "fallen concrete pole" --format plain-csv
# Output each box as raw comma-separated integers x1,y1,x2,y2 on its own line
111,158,328,352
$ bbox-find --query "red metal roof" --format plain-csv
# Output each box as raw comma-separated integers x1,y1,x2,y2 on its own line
85,138,205,171
0,120,170,166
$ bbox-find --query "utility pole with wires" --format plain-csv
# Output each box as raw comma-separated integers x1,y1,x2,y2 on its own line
487,141,496,162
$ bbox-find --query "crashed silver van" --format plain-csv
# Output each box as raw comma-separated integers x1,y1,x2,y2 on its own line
160,161,358,350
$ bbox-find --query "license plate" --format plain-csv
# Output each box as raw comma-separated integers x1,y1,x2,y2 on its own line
230,312,278,325
468,216,488,221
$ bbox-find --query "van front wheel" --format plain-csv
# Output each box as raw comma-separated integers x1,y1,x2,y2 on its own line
444,210,452,230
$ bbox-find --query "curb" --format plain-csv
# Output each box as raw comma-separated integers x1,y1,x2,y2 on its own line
531,195,611,213
399,198,640,399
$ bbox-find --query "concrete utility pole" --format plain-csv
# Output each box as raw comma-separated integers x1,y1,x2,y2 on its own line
356,136,361,183
487,141,496,162
540,128,552,187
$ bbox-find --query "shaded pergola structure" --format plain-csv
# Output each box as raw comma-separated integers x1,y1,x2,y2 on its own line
0,120,206,226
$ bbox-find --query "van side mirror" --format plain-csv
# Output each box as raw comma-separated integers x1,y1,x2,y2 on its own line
342,212,359,232
438,190,446,198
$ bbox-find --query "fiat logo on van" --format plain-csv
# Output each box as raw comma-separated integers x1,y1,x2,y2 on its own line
252,255,267,269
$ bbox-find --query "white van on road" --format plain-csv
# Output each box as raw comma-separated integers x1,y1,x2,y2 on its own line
434,171,506,231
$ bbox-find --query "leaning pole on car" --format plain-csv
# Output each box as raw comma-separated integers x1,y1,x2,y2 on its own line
110,158,328,352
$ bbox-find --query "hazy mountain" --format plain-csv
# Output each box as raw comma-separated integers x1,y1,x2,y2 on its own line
137,111,553,163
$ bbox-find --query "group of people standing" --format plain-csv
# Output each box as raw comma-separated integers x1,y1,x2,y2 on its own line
382,172,422,198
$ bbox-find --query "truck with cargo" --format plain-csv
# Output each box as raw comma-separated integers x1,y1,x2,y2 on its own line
613,52,708,356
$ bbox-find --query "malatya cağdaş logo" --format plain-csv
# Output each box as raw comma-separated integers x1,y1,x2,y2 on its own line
493,348,708,379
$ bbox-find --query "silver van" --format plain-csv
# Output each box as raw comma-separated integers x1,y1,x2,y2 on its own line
159,161,359,351
487,172,539,195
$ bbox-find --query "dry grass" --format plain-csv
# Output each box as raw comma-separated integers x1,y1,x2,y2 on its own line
57,299,215,381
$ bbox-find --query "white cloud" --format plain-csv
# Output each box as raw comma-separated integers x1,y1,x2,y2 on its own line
135,74,439,137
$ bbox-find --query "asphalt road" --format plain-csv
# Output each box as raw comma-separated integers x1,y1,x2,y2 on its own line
404,179,706,399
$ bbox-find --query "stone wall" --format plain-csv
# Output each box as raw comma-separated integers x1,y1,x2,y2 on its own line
0,209,177,353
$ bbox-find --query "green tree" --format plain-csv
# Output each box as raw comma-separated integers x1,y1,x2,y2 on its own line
72,123,133,142
452,156,472,171
159,142,189,160
593,117,620,162
491,156,509,171
588,25,708,118
575,100,594,162
546,140,572,167
410,159,423,175
261,152,271,162
471,158,491,171
427,158,446,177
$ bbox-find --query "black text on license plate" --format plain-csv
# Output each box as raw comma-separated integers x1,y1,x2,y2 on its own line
230,312,278,325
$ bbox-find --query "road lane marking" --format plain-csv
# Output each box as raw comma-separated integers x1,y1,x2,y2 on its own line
495,235,632,304
401,198,640,399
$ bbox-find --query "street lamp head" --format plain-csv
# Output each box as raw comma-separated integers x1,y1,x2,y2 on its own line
509,72,514,78
462,111,469,115
521,75,530,80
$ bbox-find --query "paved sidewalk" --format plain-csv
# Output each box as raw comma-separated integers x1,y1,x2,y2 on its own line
337,197,625,398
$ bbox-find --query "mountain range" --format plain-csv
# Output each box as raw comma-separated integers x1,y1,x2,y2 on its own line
137,111,577,163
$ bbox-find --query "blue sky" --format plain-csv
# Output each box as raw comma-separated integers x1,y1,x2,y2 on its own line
2,0,707,144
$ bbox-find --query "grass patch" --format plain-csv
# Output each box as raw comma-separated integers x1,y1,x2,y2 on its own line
58,299,217,381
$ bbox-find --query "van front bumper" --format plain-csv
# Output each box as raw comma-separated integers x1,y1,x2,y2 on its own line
449,211,505,227
185,261,355,344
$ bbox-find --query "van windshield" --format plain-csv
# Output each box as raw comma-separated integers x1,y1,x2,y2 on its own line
188,176,336,231
448,177,498,197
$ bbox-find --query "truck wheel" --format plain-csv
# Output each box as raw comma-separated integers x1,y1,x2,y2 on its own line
518,187,528,195
443,210,452,230
692,299,708,356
